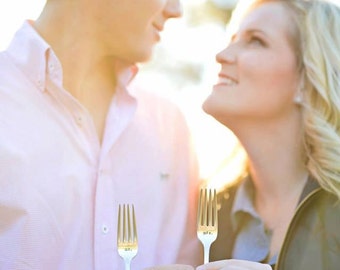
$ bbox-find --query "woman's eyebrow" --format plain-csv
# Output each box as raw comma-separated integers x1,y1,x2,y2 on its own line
231,28,267,41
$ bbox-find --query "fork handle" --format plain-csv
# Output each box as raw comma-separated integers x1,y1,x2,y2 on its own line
124,260,131,270
203,243,211,264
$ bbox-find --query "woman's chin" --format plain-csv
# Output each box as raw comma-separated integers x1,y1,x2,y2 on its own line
202,95,215,116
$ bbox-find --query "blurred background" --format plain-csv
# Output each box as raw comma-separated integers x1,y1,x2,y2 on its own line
0,0,245,189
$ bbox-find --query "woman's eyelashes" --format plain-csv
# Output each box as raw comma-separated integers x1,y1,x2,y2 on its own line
248,35,266,46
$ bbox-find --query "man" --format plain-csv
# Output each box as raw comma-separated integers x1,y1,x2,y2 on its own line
0,0,201,269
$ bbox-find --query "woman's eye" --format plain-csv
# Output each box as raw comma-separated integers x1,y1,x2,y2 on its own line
248,36,265,46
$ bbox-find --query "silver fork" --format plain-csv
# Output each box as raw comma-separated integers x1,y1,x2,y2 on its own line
197,188,218,264
117,204,138,270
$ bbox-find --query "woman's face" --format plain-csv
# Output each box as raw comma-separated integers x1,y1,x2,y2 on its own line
203,1,300,127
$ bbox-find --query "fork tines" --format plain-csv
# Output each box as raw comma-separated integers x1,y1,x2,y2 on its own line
197,188,218,228
117,204,138,270
197,188,218,264
117,204,138,245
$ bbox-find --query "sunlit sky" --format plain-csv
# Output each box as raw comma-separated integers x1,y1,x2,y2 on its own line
0,0,241,188
0,0,46,50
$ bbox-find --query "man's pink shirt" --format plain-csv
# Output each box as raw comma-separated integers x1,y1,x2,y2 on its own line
0,21,201,269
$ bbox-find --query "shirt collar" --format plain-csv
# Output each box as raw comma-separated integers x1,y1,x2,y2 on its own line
231,176,259,230
230,174,320,232
6,20,55,92
6,20,139,95
115,62,139,97
298,175,319,203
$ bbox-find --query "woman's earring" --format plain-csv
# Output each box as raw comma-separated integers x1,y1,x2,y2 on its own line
295,78,305,105
294,91,303,104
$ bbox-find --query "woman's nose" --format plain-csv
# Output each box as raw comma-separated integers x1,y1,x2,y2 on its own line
216,45,237,64
164,0,182,19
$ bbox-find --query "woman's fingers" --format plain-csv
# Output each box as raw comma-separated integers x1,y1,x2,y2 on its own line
144,264,194,270
196,259,272,270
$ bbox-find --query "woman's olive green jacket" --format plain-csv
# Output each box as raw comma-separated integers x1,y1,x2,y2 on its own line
210,178,340,270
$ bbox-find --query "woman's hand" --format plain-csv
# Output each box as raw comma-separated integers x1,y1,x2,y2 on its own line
196,259,272,270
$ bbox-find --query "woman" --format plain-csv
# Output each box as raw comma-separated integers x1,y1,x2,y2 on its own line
146,0,340,269
200,0,340,269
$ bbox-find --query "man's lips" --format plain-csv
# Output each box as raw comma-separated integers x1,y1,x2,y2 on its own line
152,23,163,32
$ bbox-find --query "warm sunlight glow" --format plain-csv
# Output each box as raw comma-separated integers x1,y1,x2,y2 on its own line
0,0,242,189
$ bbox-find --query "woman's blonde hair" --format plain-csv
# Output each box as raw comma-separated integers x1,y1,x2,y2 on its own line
231,0,340,199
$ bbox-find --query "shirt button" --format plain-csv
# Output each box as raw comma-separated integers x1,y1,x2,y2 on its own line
102,224,109,234
76,116,82,126
37,79,43,89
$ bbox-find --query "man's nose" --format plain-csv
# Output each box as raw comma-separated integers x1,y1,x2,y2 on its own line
164,0,183,19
